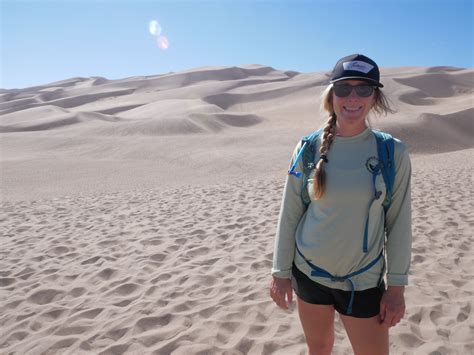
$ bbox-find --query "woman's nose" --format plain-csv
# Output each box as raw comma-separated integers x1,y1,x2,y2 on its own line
347,88,360,99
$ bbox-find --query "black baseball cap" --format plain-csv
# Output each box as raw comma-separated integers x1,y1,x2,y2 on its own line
330,54,383,88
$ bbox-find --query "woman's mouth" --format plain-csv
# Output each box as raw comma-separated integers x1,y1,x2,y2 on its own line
343,106,363,113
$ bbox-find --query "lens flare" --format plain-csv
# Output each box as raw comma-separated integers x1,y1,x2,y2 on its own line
156,36,169,50
149,20,162,36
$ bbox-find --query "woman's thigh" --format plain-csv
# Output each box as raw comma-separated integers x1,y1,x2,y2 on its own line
296,296,336,354
340,314,389,355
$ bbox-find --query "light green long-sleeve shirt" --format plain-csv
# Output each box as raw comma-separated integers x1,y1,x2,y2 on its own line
272,128,412,291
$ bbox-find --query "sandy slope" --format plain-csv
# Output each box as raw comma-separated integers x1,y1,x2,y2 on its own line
1,64,473,354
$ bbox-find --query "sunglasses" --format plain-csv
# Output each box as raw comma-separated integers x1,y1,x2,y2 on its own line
333,84,376,98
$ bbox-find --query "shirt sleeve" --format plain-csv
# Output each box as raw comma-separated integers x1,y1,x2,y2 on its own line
271,141,307,279
385,139,412,286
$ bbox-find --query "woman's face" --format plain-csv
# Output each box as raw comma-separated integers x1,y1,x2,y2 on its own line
332,79,376,130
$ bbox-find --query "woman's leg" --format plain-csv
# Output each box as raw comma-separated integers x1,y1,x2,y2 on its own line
296,295,336,355
339,314,389,355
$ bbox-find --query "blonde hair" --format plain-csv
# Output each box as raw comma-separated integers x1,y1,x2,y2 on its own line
312,84,395,200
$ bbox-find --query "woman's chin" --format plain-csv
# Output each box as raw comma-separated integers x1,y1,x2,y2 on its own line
338,114,366,125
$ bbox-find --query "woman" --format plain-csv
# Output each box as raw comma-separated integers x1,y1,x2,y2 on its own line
270,54,412,355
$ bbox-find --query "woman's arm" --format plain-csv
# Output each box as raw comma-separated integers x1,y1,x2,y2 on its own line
380,139,412,327
271,141,307,279
384,140,412,287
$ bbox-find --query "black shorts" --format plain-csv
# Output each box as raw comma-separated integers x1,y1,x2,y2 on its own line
291,263,385,318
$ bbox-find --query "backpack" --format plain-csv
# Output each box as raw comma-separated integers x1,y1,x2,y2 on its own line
288,128,396,214
286,128,396,315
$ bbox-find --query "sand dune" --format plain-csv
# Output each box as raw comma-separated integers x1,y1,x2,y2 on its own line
1,64,473,354
394,70,473,99
0,107,122,133
384,108,474,154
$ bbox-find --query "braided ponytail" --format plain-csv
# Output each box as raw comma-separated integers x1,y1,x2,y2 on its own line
313,113,337,199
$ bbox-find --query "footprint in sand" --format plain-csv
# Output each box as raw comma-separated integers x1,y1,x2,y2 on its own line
98,344,130,355
135,314,172,332
0,277,15,287
39,308,68,321
96,268,117,281
108,283,140,296
412,255,425,264
68,287,87,297
52,246,70,254
398,333,425,347
46,338,80,352
149,253,167,262
28,289,64,305
456,303,470,322
81,256,102,265
55,325,90,336
113,298,137,307
104,327,130,342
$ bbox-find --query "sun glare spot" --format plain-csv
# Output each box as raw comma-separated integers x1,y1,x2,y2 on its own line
149,20,162,36
156,36,169,50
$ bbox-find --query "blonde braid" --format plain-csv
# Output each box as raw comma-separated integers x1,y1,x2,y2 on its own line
313,113,337,199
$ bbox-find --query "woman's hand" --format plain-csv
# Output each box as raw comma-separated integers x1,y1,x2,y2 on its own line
270,276,293,309
379,285,406,327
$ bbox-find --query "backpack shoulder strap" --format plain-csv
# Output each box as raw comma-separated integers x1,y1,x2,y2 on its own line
372,130,395,212
301,128,323,207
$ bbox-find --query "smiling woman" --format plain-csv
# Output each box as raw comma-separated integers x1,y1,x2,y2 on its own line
271,54,412,355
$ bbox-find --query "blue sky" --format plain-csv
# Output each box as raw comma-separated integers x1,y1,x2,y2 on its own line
1,0,473,89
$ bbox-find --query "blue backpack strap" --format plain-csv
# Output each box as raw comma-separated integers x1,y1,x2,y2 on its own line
301,129,322,207
288,142,308,178
296,244,384,315
372,130,395,212
287,130,321,173
287,129,322,208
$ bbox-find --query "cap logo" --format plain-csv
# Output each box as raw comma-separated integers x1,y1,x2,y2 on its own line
343,61,374,74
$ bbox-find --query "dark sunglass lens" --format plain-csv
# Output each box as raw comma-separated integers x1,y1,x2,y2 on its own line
334,85,352,97
355,85,374,97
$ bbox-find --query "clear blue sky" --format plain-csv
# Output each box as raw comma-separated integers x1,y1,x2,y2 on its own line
1,0,473,89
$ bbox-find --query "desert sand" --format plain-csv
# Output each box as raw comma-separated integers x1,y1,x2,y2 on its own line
0,64,473,354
